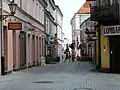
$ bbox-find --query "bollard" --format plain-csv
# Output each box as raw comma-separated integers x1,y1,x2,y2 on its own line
41,57,46,66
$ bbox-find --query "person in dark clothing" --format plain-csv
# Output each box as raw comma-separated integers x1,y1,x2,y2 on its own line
72,50,75,62
64,48,69,62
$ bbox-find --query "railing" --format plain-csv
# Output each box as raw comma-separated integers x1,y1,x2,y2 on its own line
91,4,119,21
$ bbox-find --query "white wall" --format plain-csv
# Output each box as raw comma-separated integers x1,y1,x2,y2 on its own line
45,17,49,34
56,11,62,27
71,14,81,41
80,14,90,24
46,0,55,18
57,26,62,40
71,13,90,57
55,6,63,59
56,6,63,40
75,14,80,30
45,0,57,38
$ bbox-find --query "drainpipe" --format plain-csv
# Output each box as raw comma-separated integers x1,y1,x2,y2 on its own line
98,0,101,70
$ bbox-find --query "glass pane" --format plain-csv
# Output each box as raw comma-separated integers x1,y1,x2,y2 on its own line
0,0,2,8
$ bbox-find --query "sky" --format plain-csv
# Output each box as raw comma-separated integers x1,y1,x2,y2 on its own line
55,0,86,43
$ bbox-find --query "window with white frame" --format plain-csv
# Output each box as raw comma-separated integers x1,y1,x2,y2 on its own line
32,0,35,17
41,8,44,24
39,6,41,22
35,3,38,19
27,0,31,14
20,0,22,8
40,7,43,23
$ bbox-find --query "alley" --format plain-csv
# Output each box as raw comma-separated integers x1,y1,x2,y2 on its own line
0,61,120,90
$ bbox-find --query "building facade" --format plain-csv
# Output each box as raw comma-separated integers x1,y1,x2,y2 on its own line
80,17,97,63
71,13,81,57
55,5,63,59
70,2,91,57
0,0,47,75
90,0,120,73
45,0,57,63
45,0,63,63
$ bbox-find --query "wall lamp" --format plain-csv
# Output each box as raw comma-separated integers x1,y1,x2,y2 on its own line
0,0,17,21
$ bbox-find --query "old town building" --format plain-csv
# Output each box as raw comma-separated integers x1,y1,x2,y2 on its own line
55,5,63,59
86,0,120,73
0,0,63,75
70,1,90,58
0,0,48,75
45,0,57,63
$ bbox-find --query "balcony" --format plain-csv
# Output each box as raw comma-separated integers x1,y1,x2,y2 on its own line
91,4,119,23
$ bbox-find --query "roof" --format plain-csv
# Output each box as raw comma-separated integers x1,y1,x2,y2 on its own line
77,1,92,14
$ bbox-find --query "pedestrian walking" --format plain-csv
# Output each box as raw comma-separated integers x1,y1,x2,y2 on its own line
72,50,76,62
64,51,68,62
64,44,70,62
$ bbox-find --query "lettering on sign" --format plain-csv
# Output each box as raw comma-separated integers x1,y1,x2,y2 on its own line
103,25,120,36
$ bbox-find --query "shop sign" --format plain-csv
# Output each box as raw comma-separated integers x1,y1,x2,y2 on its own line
8,23,22,30
103,25,120,36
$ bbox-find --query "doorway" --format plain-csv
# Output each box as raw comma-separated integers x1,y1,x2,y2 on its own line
110,36,120,73
19,31,26,69
28,34,31,66
36,36,38,65
1,26,7,75
32,35,35,65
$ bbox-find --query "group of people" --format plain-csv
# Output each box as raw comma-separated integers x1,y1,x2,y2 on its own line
63,48,75,62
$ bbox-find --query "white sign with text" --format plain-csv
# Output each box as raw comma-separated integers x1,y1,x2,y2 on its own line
103,25,120,36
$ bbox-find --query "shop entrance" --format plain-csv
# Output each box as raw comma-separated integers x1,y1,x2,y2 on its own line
19,31,26,69
110,36,120,73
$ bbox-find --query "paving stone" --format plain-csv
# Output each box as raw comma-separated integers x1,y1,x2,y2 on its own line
0,61,120,90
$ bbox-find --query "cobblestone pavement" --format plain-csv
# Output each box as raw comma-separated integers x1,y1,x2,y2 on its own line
0,61,120,90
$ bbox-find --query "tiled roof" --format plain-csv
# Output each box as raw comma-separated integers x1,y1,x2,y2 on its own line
77,1,92,14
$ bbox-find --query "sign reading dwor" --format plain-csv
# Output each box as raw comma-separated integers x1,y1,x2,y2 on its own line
103,25,120,36
8,23,22,30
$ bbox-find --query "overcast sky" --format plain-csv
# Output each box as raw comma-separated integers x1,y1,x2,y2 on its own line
55,0,86,43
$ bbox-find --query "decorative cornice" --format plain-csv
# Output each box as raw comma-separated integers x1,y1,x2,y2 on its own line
49,0,56,10
38,0,48,7
45,10,55,22
56,5,63,17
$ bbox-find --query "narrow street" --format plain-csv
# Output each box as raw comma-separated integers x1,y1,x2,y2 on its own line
0,61,120,90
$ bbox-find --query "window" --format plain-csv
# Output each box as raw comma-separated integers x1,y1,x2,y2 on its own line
39,7,41,21
41,8,44,24
35,3,38,19
112,0,118,5
32,0,35,17
20,0,22,8
100,0,110,6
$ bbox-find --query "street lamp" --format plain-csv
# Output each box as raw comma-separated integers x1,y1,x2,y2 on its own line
9,1,17,15
0,0,17,21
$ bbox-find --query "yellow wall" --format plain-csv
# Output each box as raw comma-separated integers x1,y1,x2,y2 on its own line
95,25,110,68
100,25,110,68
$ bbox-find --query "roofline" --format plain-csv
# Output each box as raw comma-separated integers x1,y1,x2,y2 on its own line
49,0,56,10
56,5,63,17
39,0,48,7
